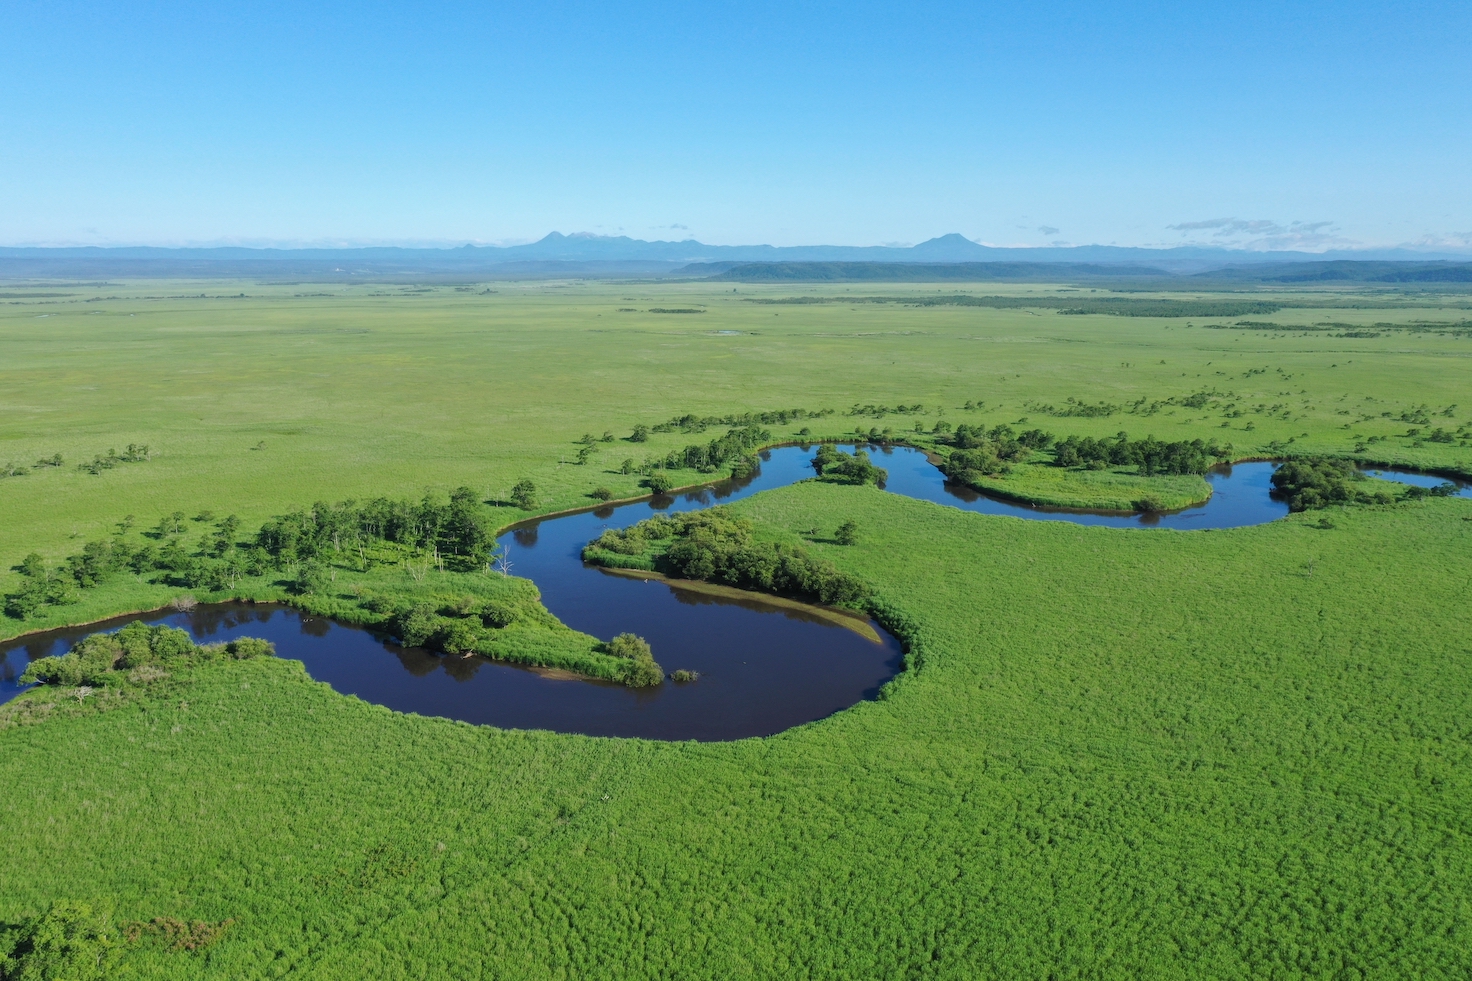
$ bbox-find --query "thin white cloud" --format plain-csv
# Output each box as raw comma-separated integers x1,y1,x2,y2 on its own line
1037,225,1060,236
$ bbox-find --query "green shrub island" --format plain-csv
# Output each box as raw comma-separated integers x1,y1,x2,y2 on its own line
929,423,1237,512
583,508,869,607
811,445,888,485
20,621,272,689
1265,457,1458,511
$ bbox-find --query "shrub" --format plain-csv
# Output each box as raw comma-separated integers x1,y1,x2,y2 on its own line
397,603,442,647
607,633,652,660
439,618,481,655
606,632,663,687
590,487,614,501
644,472,675,494
479,599,521,628
226,637,274,659
835,521,859,545
510,479,537,510
0,900,121,980
670,669,700,682
292,561,329,596
629,424,649,442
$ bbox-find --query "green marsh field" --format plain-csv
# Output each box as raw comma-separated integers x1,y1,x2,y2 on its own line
2,278,1472,977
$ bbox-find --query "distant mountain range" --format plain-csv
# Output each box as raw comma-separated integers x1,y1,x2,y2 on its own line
2,232,1470,281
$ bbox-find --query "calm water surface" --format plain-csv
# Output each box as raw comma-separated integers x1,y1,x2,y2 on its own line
4,444,1457,738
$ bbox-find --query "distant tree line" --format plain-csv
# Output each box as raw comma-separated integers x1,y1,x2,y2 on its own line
584,509,868,607
935,423,1232,482
639,408,834,437
748,294,1289,318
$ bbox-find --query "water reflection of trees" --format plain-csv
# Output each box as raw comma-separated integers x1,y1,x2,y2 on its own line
387,642,484,681
299,616,331,638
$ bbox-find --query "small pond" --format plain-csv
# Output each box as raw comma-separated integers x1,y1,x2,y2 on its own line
2,444,1462,739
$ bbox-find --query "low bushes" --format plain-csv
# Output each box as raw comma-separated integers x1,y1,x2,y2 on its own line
584,508,869,607
20,622,272,688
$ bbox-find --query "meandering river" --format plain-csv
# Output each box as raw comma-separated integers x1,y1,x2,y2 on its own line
2,446,1463,739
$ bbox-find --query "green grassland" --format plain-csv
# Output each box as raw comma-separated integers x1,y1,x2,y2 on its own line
2,279,1469,589
2,278,1472,976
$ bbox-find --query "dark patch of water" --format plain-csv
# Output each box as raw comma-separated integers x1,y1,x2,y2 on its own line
0,599,903,741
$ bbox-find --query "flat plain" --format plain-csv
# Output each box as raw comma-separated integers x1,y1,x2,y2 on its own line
2,278,1471,977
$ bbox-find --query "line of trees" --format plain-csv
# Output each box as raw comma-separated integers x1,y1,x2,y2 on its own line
937,423,1232,482
3,488,500,621
1051,433,1232,475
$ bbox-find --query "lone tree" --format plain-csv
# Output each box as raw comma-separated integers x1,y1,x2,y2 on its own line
629,424,650,443
643,471,674,494
835,520,859,545
511,479,537,510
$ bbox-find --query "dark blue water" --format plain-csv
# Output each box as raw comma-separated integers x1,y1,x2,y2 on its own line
4,445,1457,738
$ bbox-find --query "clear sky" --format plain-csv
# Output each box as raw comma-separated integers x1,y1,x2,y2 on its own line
3,1,1469,251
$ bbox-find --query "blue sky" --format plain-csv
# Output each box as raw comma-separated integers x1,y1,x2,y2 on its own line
3,1,1469,251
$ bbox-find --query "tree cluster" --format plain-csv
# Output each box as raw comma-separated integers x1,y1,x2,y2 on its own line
812,446,888,485
20,621,272,688
1269,458,1397,511
258,487,496,571
939,425,1049,480
1051,432,1231,475
4,489,500,622
364,592,663,686
647,408,832,436
586,509,869,607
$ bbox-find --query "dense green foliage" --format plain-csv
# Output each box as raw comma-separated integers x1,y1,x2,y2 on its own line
0,899,123,980
19,622,271,689
1270,458,1398,511
811,445,888,485
366,590,662,686
1051,432,1230,475
643,425,771,476
584,508,869,607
